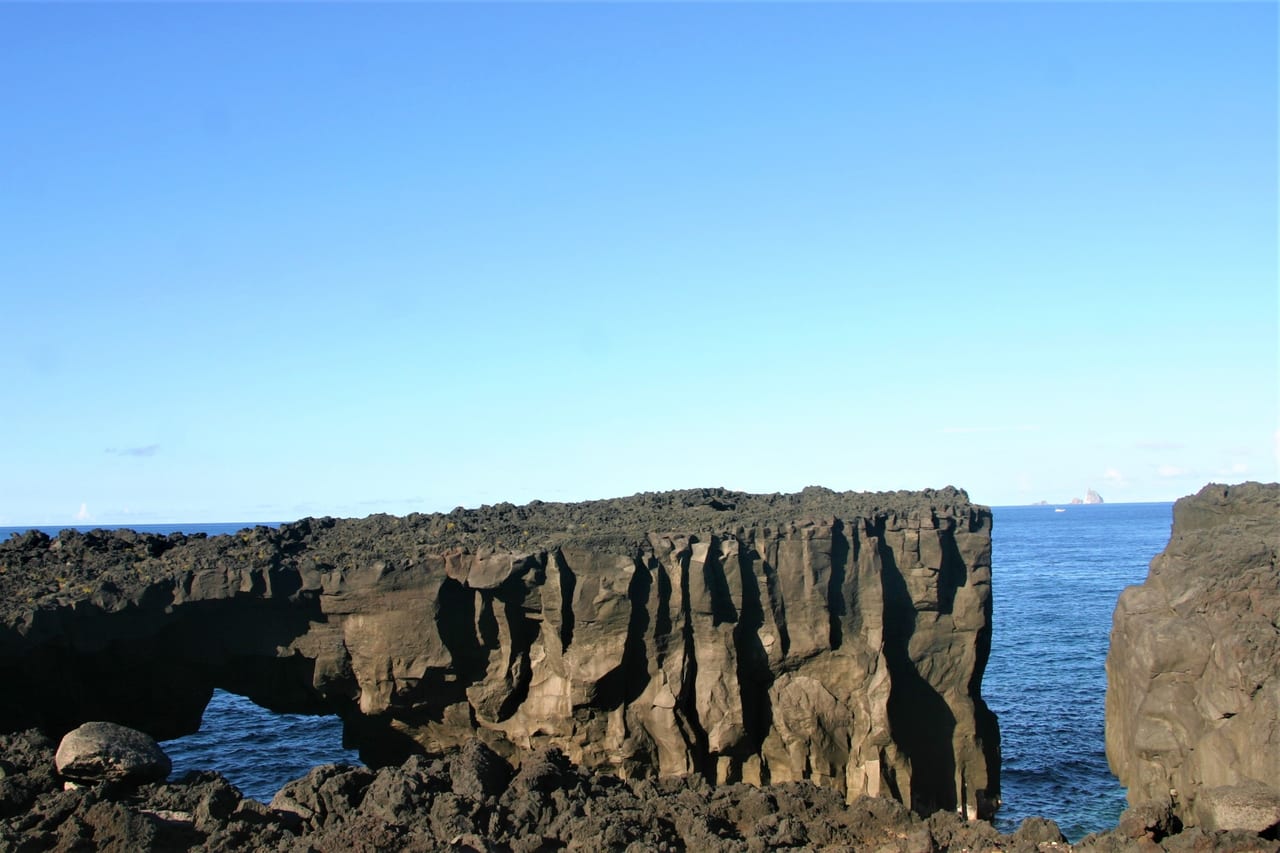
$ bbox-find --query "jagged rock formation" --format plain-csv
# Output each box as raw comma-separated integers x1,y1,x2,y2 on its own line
0,728,1042,853
0,486,1000,818
1106,482,1280,832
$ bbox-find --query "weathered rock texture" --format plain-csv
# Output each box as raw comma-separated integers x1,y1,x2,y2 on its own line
1106,482,1280,832
0,486,999,818
0,729,1037,853
4,729,1273,852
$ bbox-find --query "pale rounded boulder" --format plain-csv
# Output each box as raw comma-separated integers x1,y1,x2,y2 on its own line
54,721,172,785
1194,783,1280,834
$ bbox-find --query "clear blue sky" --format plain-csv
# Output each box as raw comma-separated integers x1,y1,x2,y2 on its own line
2,2,1276,524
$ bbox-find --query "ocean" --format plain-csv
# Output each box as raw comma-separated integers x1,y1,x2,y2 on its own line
983,502,1171,838
2,501,1172,839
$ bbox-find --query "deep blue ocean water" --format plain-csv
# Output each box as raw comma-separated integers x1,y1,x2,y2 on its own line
984,502,1172,838
3,502,1172,838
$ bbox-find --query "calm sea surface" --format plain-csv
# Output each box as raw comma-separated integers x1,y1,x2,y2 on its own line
3,502,1172,838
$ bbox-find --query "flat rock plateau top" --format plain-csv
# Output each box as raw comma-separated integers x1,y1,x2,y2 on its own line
0,485,981,617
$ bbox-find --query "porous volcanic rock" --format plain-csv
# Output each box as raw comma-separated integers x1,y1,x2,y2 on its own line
0,486,999,817
3,731,1273,852
1106,482,1280,831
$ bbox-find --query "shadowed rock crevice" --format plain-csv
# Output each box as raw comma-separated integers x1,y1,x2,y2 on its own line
733,549,774,756
556,553,576,651
0,486,997,817
828,520,850,649
436,579,487,688
703,540,739,627
673,541,712,782
879,530,958,814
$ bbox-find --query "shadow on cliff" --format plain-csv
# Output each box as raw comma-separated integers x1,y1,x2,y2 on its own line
734,544,775,761
877,530,959,816
0,593,333,744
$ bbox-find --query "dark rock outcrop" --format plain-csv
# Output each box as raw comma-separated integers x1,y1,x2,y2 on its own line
0,486,999,818
1106,482,1280,832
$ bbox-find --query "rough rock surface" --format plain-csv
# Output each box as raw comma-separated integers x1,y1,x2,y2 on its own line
1106,482,1280,832
2,729,1273,852
0,486,998,817
55,721,172,785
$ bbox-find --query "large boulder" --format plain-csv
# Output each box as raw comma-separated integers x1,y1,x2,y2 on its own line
1194,783,1280,835
1106,482,1280,830
55,721,171,785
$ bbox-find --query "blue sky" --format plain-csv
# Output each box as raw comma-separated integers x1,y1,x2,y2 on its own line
2,2,1276,524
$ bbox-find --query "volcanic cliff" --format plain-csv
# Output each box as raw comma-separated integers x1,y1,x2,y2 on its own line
1106,481,1280,833
0,486,999,819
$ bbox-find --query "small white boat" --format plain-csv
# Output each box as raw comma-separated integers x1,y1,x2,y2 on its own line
1054,508,1066,513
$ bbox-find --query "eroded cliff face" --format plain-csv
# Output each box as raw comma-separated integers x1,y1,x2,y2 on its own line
1106,482,1280,830
0,487,999,818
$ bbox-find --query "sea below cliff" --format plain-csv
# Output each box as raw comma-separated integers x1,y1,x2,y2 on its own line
984,502,1171,838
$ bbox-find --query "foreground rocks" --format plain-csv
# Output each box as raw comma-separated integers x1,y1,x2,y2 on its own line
3,729,1274,852
0,487,999,818
1106,482,1280,834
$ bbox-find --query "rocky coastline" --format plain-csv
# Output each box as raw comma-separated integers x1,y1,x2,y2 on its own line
2,723,1275,852
2,484,1278,851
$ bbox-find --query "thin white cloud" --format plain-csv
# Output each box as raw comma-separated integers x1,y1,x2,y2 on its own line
74,502,92,522
940,425,1040,434
106,444,160,458
1103,468,1126,485
1135,440,1185,451
1156,464,1188,478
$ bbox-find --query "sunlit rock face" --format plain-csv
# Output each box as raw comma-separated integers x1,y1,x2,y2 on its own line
1106,482,1280,830
0,486,999,818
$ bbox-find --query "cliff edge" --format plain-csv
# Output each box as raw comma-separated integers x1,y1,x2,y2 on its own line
0,486,1000,819
1106,482,1280,832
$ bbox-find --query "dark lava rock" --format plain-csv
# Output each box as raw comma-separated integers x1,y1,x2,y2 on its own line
450,738,512,802
0,729,58,818
4,734,1280,851
268,763,374,830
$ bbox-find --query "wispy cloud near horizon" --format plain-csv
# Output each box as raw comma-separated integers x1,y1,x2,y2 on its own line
940,425,1040,435
1135,440,1185,451
105,444,160,458
1103,468,1128,488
